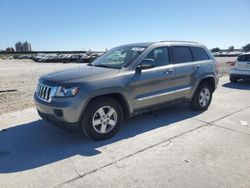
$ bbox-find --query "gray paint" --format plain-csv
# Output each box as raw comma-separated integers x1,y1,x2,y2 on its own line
34,41,219,124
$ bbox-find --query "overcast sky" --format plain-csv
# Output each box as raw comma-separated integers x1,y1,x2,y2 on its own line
0,0,249,51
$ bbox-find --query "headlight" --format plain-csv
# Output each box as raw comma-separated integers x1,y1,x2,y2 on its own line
55,86,79,97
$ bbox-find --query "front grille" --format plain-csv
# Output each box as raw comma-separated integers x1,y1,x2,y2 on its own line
36,83,57,102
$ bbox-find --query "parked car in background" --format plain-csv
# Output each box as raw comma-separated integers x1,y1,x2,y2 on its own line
44,54,58,62
220,52,228,57
212,52,221,57
50,54,66,62
33,54,45,62
61,54,74,63
5,52,104,63
229,52,250,82
212,51,243,57
228,51,242,57
34,41,219,140
36,54,49,62
64,54,82,63
77,54,89,63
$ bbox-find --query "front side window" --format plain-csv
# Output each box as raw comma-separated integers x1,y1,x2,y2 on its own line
91,46,146,69
191,47,210,61
145,47,170,67
172,46,192,63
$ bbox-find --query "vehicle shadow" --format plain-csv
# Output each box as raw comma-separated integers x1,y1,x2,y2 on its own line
222,80,250,90
0,103,201,173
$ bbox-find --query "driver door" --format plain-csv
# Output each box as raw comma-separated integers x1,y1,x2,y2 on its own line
133,47,175,110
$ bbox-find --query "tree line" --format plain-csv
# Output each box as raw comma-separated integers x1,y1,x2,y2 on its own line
212,44,250,53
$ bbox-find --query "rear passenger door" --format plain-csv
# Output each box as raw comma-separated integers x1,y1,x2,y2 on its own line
172,46,210,99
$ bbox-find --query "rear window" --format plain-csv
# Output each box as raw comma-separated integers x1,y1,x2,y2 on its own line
172,46,192,63
237,54,250,62
191,47,210,61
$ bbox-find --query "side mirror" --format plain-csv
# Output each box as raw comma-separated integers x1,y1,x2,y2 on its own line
136,59,155,72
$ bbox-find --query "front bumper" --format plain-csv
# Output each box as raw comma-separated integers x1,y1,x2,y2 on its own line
34,93,85,127
37,110,79,130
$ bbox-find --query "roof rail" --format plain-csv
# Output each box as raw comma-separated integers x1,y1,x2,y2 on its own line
159,40,199,44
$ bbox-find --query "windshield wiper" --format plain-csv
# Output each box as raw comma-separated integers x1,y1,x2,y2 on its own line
93,64,112,68
89,64,120,69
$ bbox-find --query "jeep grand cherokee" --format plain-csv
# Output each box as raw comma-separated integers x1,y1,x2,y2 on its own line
34,41,219,140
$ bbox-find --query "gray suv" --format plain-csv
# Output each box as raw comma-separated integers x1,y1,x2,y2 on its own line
34,41,219,140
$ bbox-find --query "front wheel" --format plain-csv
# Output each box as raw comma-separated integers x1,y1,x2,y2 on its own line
190,83,213,111
81,97,123,140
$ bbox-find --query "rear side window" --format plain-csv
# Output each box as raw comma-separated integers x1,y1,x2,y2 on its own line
237,54,250,62
172,46,192,63
191,47,210,61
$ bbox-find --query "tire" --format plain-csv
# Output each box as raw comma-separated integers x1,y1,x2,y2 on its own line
230,76,237,83
190,82,213,111
81,97,123,140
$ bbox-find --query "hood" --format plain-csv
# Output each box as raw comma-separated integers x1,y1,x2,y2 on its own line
40,65,120,84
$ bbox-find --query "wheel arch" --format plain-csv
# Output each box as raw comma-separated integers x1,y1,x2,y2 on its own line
192,75,216,98
200,76,216,92
80,91,131,122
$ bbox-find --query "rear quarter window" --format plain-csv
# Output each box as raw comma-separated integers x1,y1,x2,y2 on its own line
172,46,192,63
237,54,250,62
191,47,210,61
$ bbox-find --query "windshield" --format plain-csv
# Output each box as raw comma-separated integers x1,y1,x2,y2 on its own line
90,46,146,69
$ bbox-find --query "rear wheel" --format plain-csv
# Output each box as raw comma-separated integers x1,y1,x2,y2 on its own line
190,83,212,111
81,97,123,140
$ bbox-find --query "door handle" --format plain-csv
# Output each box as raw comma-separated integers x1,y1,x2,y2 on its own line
193,65,200,69
165,68,173,74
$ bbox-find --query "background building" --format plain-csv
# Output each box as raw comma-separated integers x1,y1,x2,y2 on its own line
15,41,23,52
6,47,15,52
23,41,32,52
15,41,32,52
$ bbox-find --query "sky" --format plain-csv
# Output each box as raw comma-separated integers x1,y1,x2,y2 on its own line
0,0,249,51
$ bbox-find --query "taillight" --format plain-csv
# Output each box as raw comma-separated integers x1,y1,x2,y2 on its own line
230,61,236,66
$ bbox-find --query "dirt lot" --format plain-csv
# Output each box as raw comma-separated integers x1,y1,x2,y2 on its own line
0,57,236,115
0,60,81,115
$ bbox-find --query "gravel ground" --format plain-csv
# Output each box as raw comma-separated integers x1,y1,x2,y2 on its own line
0,57,236,115
0,59,81,115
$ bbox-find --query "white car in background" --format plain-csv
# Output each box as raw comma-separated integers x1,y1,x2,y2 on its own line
212,52,221,57
229,52,250,82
